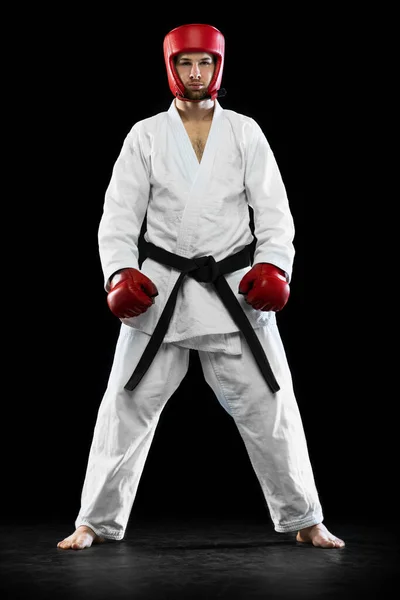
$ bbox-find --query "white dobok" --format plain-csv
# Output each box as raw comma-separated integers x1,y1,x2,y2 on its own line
75,99,323,539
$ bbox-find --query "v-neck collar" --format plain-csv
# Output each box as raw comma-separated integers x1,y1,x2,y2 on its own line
168,99,223,180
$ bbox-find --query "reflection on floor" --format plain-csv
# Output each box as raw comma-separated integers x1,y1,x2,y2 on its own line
0,516,396,599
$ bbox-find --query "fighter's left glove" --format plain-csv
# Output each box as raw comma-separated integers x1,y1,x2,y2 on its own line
238,263,290,311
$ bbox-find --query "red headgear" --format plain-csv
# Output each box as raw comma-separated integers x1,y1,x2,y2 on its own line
163,23,225,102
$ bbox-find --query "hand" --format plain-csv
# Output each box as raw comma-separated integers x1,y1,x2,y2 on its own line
107,268,158,318
238,263,290,311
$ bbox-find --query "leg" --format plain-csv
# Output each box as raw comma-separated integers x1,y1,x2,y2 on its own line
198,320,344,548
57,325,190,549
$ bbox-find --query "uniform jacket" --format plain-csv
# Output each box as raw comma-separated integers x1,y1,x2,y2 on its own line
98,99,295,344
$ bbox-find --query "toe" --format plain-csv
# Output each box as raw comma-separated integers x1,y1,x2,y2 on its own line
71,543,83,550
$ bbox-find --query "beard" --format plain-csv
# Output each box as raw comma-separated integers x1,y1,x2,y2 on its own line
183,86,210,101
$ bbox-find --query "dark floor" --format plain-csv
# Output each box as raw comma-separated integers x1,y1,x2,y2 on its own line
0,516,397,599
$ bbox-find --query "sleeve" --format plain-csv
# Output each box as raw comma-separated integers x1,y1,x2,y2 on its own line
244,119,295,282
98,124,151,290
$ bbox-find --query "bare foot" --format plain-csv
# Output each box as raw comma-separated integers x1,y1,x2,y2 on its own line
296,523,345,549
57,525,106,550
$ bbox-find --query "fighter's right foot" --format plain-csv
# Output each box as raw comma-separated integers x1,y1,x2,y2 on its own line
57,525,105,550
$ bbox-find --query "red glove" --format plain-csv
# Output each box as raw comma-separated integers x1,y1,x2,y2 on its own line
107,268,158,318
238,263,290,311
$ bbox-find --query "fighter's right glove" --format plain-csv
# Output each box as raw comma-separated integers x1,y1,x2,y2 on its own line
107,268,158,319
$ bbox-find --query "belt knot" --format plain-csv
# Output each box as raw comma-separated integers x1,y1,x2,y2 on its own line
190,255,219,283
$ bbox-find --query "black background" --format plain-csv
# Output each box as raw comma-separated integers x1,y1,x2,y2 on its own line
3,9,394,531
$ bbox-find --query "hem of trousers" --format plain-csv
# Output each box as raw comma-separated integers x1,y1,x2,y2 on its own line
75,519,125,541
274,512,324,533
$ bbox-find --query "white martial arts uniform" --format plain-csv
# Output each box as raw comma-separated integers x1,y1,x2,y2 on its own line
75,100,323,539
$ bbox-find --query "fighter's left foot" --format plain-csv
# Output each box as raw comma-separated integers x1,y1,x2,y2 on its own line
296,523,345,548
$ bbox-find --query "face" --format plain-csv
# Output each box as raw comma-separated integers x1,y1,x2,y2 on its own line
175,52,215,100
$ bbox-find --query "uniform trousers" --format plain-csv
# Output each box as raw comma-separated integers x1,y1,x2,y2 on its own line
75,320,323,539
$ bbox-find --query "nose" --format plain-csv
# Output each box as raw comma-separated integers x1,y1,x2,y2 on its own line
189,63,201,79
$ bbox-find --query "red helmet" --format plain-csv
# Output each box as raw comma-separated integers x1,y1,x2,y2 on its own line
163,23,225,102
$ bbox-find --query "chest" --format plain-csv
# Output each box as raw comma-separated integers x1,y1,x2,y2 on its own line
183,120,213,163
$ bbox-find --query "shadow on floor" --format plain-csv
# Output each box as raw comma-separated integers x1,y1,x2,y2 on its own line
0,516,396,599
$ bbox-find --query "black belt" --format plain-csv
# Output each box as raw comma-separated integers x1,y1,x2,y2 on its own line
124,242,280,394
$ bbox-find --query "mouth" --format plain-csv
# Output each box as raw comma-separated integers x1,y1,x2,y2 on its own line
189,84,203,88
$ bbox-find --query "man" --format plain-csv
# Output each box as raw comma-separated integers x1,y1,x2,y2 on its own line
58,23,344,550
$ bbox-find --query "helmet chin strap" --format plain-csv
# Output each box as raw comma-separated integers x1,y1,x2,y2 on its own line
176,94,206,103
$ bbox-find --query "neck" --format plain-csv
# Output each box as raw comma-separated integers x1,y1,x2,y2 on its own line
175,98,215,122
